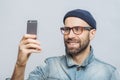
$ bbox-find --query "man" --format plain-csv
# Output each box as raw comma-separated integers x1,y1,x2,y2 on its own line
11,9,120,80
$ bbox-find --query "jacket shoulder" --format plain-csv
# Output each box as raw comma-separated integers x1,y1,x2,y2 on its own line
93,58,117,72
45,55,65,63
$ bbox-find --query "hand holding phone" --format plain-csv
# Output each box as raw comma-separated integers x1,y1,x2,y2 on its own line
27,20,37,35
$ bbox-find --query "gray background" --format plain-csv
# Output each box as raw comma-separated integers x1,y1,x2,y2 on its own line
0,0,120,79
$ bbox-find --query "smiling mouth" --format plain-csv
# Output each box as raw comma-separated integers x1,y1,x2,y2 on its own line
67,42,79,47
68,42,77,45
65,38,80,47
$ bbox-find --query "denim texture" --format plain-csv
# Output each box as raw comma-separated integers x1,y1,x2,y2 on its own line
28,48,120,80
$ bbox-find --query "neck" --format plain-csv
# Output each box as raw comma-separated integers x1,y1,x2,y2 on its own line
72,45,91,65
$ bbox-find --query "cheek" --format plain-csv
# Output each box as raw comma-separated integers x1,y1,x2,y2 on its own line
64,35,68,40
78,33,90,42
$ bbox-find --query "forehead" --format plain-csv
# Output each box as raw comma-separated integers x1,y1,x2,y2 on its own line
64,17,90,27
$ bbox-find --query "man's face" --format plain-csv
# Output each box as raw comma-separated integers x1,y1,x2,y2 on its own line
64,17,91,56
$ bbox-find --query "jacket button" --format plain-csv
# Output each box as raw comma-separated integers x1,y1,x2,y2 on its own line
77,67,80,71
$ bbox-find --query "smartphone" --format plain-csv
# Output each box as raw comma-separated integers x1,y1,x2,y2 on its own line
27,20,37,35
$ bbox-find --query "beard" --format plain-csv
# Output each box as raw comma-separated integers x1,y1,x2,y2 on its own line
64,35,90,56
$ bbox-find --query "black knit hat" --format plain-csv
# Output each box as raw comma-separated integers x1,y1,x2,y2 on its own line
63,9,96,29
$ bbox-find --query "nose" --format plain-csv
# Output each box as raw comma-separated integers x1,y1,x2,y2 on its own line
68,30,76,38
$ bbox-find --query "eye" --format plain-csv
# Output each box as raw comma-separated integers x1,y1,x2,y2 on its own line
64,27,70,31
74,27,81,31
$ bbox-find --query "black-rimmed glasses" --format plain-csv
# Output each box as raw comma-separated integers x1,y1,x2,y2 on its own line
60,26,93,35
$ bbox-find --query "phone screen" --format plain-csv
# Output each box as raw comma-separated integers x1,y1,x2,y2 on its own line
27,20,37,35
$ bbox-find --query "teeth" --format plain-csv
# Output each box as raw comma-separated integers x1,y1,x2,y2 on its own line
69,43,77,45
68,41,77,43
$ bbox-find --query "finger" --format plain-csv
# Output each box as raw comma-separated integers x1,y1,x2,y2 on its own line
26,43,41,50
27,48,41,53
21,34,37,41
21,39,40,45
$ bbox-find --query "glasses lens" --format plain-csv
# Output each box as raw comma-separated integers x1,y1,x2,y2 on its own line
60,26,91,35
73,27,82,34
61,27,70,34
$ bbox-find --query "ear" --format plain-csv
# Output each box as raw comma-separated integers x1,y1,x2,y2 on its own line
89,29,96,40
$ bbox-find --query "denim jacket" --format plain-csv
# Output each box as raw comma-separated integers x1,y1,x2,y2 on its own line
28,48,120,80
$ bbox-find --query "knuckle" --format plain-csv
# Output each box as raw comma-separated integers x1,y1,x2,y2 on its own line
27,44,33,48
26,39,30,43
24,34,28,37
